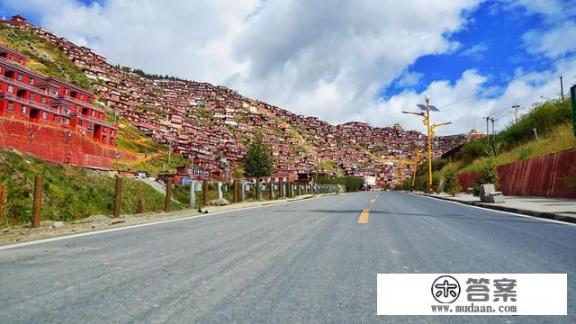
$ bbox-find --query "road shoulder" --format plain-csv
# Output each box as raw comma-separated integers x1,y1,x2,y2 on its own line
0,194,334,248
418,193,576,224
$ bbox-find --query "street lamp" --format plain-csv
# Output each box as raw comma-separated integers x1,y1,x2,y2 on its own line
402,97,451,193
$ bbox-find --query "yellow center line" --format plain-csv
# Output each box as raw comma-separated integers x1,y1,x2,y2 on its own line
358,209,370,224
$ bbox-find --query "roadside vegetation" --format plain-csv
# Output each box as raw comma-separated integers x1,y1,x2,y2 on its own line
0,149,183,228
405,97,575,193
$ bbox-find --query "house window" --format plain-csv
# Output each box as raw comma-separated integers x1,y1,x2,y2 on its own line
21,106,27,114
42,112,48,119
7,102,13,113
17,73,23,82
62,118,69,125
19,59,24,65
29,78,34,85
30,93,35,101
7,85,14,93
41,97,46,104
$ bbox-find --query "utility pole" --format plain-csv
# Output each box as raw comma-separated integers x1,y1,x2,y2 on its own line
411,148,421,191
402,97,450,193
490,117,497,156
571,84,576,138
483,116,491,139
511,104,522,123
490,117,497,137
560,75,565,100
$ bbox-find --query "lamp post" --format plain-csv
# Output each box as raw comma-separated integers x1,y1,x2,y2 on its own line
402,97,451,193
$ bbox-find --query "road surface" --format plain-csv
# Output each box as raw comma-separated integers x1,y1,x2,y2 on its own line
0,192,574,323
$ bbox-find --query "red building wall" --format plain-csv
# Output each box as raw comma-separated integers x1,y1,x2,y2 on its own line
458,151,576,198
0,117,135,170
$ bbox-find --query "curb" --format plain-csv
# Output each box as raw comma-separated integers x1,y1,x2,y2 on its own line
419,194,576,224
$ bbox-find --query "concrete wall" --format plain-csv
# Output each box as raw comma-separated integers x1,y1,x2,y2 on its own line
458,151,576,198
0,117,135,170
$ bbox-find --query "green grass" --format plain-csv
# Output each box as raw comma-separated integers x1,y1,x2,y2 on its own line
0,149,183,227
116,120,166,154
0,25,92,90
460,123,575,173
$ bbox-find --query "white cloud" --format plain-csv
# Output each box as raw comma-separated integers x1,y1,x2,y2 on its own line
396,71,424,88
460,42,488,61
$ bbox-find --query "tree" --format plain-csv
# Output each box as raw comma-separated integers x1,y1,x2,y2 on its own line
244,133,273,199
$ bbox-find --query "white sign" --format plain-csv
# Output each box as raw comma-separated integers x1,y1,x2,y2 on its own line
377,273,567,316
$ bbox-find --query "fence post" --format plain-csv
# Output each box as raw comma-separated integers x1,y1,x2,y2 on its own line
217,182,223,200
255,178,261,201
279,177,284,199
113,175,122,218
203,179,209,207
233,179,239,203
190,180,196,208
31,175,43,228
164,178,173,213
269,181,274,200
0,184,5,223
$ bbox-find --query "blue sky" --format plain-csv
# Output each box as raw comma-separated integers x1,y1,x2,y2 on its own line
383,1,559,100
0,0,574,134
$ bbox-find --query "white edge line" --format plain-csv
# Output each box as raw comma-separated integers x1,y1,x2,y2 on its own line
413,193,576,227
0,195,331,251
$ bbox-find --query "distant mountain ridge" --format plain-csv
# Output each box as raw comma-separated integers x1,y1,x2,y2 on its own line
0,15,469,186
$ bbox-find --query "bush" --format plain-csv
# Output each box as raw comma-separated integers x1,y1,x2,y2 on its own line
456,140,491,163
473,159,499,196
443,168,461,196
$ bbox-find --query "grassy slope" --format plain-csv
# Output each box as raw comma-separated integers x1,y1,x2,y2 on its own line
406,98,575,191
0,149,183,227
460,122,574,173
0,25,92,90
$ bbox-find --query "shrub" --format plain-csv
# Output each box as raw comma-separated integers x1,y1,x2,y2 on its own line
473,159,499,196
443,168,461,196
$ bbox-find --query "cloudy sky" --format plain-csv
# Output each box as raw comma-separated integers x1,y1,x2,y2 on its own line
1,0,575,135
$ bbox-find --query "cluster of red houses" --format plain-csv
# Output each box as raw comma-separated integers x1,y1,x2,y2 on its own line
0,46,117,145
0,16,473,185
0,41,127,169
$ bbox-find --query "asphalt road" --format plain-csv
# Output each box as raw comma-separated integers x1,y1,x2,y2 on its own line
0,192,574,323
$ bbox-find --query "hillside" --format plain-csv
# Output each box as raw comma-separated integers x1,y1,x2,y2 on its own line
0,16,468,187
0,149,183,227
407,98,575,191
